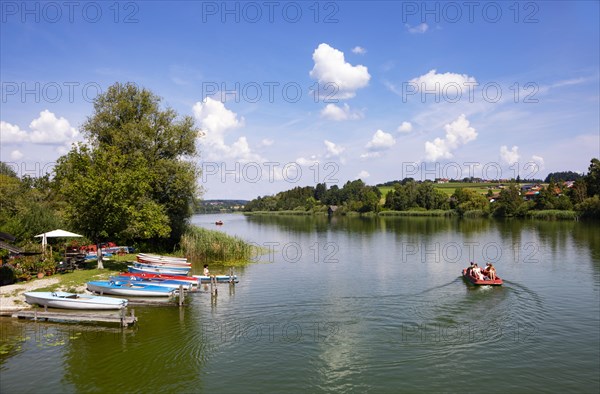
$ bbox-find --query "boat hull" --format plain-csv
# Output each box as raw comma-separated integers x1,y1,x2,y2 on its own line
87,281,175,297
24,291,127,310
111,276,192,290
462,269,503,286
124,271,199,285
192,275,239,283
128,265,191,275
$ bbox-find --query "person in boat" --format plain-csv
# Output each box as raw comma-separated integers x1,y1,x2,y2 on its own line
466,262,475,275
486,263,497,280
471,264,484,280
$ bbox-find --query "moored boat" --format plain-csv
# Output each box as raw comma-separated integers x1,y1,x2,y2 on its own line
87,280,176,297
110,276,193,290
192,274,239,284
462,269,503,286
131,263,191,275
123,271,199,286
24,291,128,310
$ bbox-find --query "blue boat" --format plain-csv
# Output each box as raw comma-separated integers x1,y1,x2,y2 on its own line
87,280,176,297
110,276,193,290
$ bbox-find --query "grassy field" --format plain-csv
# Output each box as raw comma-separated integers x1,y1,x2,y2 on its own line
378,182,498,198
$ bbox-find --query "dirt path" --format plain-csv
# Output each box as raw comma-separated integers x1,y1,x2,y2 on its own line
0,277,60,312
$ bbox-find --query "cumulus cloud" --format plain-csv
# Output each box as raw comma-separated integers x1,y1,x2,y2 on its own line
320,103,364,121
366,130,396,153
500,145,520,165
296,155,320,166
397,121,413,133
324,140,345,157
409,69,477,96
260,138,274,147
310,43,371,99
193,97,262,162
424,114,477,161
531,155,545,169
352,46,366,54
356,170,370,179
406,23,429,34
1,110,79,144
10,150,23,160
360,152,380,159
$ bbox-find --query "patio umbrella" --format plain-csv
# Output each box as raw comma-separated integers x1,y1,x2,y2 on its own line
35,229,83,250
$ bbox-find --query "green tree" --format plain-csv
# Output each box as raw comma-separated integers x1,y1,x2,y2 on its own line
585,158,600,197
494,183,523,216
54,83,200,267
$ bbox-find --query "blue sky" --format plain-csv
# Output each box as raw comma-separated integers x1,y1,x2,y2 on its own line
1,1,599,199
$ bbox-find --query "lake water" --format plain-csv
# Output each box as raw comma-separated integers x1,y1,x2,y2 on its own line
1,214,599,393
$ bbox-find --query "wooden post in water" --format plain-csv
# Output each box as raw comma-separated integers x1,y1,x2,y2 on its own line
178,285,184,306
210,276,217,296
120,307,126,327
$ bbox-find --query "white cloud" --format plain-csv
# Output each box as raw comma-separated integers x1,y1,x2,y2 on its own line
0,121,28,143
193,97,262,162
531,155,545,170
1,110,78,145
309,43,371,99
366,130,396,151
320,103,364,121
260,138,274,147
10,150,23,160
424,114,477,161
360,152,380,159
324,140,345,157
409,69,477,96
356,170,370,179
406,23,429,34
500,145,520,165
296,155,320,166
397,121,413,133
352,46,366,55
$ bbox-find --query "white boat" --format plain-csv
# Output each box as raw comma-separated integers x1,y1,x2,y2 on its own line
128,264,191,276
192,274,239,283
137,253,189,265
24,291,128,310
87,280,176,297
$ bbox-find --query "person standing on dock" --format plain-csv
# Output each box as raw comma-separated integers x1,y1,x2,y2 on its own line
203,264,210,276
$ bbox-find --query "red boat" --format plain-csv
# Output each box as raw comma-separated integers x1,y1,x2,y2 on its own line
121,272,199,285
462,269,503,286
215,220,223,225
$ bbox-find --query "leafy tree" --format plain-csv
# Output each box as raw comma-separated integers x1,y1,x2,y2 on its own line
585,158,600,197
493,183,523,216
544,171,582,183
54,83,200,266
569,178,588,204
314,183,327,201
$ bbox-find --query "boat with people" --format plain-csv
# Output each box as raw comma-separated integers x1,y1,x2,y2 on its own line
24,291,128,310
462,266,503,286
87,280,176,297
215,220,223,225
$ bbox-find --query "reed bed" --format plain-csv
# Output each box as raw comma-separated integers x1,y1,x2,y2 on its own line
179,226,254,265
378,210,456,217
526,210,579,220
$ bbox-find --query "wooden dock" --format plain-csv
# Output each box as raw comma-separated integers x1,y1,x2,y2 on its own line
11,309,137,327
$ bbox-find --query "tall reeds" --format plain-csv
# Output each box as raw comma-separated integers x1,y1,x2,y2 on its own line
179,226,254,265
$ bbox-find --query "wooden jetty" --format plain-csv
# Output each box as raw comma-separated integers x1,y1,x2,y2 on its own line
11,308,137,327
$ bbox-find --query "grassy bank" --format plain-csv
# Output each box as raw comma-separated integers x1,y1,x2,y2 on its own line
526,210,579,220
179,226,255,266
378,209,456,217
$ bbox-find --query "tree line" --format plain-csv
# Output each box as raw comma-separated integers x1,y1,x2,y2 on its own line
245,158,600,219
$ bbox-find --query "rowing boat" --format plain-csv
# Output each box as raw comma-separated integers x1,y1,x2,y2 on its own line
462,269,503,286
87,280,176,297
24,291,128,310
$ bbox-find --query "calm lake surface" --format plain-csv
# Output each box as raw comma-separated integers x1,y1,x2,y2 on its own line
1,214,599,393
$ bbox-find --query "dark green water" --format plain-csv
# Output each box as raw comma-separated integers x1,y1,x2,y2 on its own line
1,214,599,393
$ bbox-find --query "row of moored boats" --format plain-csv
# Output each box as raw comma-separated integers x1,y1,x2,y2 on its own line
24,254,238,310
